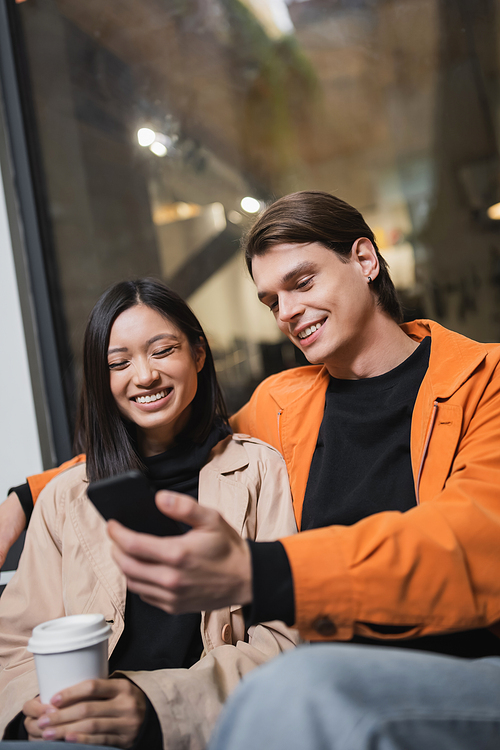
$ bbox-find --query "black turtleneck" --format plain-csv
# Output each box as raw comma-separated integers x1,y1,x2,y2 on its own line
109,421,231,676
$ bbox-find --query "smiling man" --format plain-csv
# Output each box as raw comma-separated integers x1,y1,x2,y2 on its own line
215,191,500,648
3,191,500,749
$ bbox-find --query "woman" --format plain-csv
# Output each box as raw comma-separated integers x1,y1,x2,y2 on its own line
0,279,298,748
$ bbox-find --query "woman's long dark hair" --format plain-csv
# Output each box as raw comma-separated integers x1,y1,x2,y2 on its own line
75,278,229,482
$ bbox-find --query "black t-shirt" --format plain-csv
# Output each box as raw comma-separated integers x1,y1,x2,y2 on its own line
301,337,430,531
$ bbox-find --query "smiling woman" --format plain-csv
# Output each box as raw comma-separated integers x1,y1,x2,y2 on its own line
0,278,298,749
75,279,226,482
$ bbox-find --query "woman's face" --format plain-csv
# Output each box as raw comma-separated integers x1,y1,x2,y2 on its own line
107,304,206,456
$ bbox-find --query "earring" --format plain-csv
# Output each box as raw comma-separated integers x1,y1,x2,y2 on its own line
367,276,372,284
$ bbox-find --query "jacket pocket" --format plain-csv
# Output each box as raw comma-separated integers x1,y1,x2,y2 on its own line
419,403,462,501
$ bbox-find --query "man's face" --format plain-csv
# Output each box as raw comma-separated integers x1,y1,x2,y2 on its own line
252,241,378,377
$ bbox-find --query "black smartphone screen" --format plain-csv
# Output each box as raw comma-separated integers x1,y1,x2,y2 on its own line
87,470,185,536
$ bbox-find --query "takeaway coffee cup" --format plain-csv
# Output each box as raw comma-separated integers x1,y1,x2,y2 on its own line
27,613,111,703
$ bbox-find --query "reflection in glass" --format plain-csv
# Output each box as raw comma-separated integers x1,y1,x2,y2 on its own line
10,0,500,421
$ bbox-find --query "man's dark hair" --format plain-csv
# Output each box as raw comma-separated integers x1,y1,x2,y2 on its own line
75,278,228,482
244,191,403,322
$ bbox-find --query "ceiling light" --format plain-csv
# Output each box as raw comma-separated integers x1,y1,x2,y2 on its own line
153,202,202,225
137,128,156,147
150,142,168,157
241,197,261,213
228,210,243,224
487,202,500,220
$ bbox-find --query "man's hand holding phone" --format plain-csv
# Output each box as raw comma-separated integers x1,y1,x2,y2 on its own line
108,490,253,615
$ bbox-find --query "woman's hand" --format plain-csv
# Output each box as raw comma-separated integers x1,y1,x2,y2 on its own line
22,695,49,741
23,678,147,747
108,490,253,614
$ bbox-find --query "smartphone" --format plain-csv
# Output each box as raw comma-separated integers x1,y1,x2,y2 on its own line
87,470,185,536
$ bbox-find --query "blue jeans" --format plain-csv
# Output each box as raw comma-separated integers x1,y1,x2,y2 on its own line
209,644,500,750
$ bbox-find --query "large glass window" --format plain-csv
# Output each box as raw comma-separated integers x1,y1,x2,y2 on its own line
7,0,500,434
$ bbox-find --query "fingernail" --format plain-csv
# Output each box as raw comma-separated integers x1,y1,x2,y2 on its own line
51,694,62,706
38,716,50,727
42,729,56,739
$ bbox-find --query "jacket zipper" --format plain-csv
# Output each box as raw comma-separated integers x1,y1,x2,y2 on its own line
415,401,438,505
277,410,283,453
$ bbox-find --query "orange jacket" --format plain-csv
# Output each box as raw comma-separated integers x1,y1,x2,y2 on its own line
232,320,500,641
27,455,85,501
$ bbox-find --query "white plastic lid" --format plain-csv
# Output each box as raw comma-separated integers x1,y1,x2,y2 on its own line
28,614,112,655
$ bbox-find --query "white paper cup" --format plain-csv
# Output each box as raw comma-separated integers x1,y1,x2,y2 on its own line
27,613,112,704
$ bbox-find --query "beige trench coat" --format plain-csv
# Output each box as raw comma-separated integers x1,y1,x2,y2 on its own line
0,435,299,748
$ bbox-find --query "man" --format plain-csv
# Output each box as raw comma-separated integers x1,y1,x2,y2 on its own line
111,191,500,648
3,191,500,747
